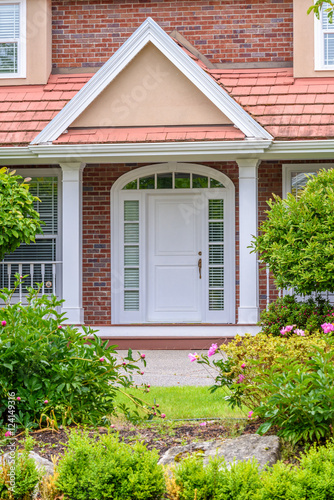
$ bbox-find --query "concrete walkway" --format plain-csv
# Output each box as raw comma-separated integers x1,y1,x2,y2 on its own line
117,350,219,386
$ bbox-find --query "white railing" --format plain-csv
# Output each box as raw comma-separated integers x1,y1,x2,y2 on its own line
261,262,282,310
262,262,334,309
0,261,62,300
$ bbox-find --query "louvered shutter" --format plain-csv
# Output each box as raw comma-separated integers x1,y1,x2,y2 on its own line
123,200,140,310
0,3,20,74
208,199,224,311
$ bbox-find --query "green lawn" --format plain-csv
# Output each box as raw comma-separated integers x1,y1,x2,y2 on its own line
115,386,248,420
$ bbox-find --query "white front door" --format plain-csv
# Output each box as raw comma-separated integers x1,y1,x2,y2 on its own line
112,163,235,325
147,194,202,322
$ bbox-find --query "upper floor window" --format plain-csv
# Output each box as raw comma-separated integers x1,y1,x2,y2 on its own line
0,0,26,78
315,2,334,70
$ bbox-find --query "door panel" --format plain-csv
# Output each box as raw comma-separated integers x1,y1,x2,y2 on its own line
147,195,202,322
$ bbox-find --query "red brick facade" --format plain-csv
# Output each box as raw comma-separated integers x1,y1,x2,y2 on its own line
82,162,239,325
52,0,293,69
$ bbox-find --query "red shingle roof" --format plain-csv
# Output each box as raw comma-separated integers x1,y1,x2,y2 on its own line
1,64,334,146
55,125,245,144
209,67,334,140
0,75,90,146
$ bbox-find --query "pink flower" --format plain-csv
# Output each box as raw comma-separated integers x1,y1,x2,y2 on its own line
44,400,48,404
110,424,115,428
1,321,6,327
248,411,253,419
280,325,294,335
58,325,62,329
156,404,159,408
294,329,305,336
161,413,166,419
140,371,144,375
99,357,105,362
141,354,145,359
122,362,126,366
4,431,11,437
188,352,199,362
236,374,245,384
199,422,207,426
208,343,218,357
17,397,21,401
241,363,246,369
321,323,334,334
147,384,150,388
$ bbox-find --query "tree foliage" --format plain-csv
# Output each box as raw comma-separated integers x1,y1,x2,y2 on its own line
0,167,42,260
251,168,334,295
308,0,334,23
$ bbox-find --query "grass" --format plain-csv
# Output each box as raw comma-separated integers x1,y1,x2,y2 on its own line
115,386,248,420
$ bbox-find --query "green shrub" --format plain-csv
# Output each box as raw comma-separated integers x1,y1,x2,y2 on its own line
251,168,334,295
170,454,261,500
56,430,165,500
0,168,42,260
169,440,334,500
0,279,152,430
254,342,334,443
259,294,334,336
0,434,41,499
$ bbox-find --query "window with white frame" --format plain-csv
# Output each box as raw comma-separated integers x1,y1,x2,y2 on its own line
283,163,334,303
0,0,26,77
0,171,61,296
283,164,330,198
315,2,334,69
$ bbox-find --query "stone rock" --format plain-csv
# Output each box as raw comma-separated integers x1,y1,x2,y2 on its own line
159,434,280,470
2,451,54,477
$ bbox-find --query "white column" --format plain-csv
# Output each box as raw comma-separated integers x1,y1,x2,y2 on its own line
60,162,85,324
237,159,260,324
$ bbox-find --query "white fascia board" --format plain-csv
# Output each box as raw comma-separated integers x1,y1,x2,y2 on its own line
3,139,334,164
28,140,272,160
31,18,272,145
262,140,334,160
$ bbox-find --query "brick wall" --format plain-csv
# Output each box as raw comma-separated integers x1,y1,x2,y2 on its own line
82,162,238,325
52,0,293,69
258,161,282,313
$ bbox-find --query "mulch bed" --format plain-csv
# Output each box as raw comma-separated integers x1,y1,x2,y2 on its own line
3,419,268,461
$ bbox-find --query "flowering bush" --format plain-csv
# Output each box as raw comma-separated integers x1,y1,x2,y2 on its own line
193,331,334,443
191,332,328,411
253,342,334,443
0,277,155,431
259,294,334,336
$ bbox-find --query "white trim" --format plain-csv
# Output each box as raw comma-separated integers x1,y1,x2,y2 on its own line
60,162,85,324
314,5,334,71
111,163,235,325
0,0,26,79
282,163,332,198
237,159,260,324
79,324,261,337
3,139,334,164
31,18,271,144
9,167,62,297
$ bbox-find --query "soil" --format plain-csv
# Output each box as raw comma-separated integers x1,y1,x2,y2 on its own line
4,418,288,463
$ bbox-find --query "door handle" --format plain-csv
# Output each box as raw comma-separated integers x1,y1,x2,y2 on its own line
198,258,202,279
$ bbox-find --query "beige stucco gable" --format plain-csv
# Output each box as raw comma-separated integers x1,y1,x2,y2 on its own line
71,43,232,128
